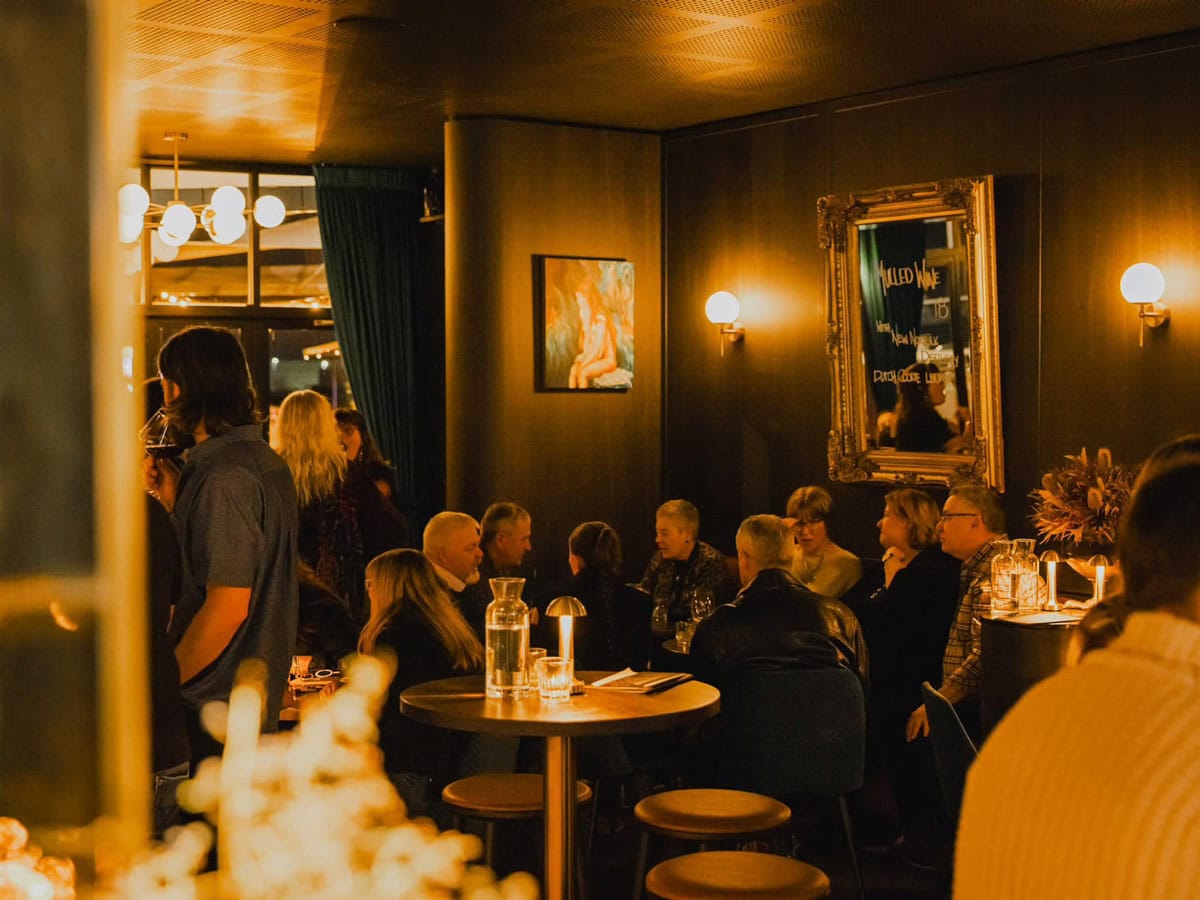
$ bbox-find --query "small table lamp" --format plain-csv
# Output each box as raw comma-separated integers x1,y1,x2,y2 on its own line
1039,550,1061,611
545,596,587,662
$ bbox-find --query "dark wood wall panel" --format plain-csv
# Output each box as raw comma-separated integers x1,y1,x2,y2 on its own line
1039,46,1200,472
664,36,1200,559
445,119,662,580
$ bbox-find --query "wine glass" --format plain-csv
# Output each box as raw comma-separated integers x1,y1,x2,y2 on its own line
689,588,715,624
139,407,182,459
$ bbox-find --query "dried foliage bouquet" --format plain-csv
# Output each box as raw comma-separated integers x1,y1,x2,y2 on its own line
1029,447,1137,548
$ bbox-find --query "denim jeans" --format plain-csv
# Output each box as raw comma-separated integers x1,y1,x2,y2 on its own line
153,760,191,837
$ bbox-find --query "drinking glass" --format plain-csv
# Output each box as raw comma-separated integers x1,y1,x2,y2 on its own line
526,647,547,688
139,407,183,459
674,620,695,653
536,656,573,702
689,588,715,624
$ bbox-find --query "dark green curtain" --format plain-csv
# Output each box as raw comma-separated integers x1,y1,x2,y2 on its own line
313,164,430,523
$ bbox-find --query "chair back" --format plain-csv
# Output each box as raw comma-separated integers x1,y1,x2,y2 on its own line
716,667,866,799
921,680,978,825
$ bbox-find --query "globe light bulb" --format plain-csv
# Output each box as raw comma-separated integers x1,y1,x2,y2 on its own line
152,229,181,261
157,223,188,248
1120,263,1165,305
118,214,144,244
254,194,286,228
160,202,196,242
210,210,246,244
705,291,740,325
118,183,150,217
211,184,246,215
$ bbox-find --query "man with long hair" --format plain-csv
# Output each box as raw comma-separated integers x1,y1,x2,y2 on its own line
145,326,298,764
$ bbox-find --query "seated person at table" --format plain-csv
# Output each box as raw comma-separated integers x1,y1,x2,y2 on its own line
423,511,486,635
785,485,863,600
956,459,1200,899
639,499,737,626
477,501,545,616
906,485,1006,745
295,561,358,672
690,514,868,691
358,549,483,816
560,521,650,670
859,488,960,858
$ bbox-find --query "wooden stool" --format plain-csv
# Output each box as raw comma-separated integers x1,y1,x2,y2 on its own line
632,789,792,899
646,850,830,899
442,773,593,892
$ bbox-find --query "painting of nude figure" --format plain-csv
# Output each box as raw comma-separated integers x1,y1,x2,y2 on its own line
536,255,634,391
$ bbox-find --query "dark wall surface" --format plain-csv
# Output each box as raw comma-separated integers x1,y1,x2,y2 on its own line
664,33,1200,558
445,119,662,582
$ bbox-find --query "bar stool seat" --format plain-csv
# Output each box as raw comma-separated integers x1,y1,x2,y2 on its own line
646,850,830,899
442,772,593,898
443,773,592,818
635,788,791,840
632,789,792,898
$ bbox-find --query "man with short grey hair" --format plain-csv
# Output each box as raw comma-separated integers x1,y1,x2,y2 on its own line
690,514,868,689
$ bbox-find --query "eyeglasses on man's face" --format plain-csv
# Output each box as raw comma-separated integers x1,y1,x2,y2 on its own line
939,512,979,523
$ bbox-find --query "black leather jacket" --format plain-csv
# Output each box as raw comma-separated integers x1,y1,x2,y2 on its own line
690,567,869,689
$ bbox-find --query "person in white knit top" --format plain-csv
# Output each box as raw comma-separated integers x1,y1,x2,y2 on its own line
956,458,1200,899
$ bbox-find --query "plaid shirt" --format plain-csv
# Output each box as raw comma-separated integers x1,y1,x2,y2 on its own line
942,536,1005,698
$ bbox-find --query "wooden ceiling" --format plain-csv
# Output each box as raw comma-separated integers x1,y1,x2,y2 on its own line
124,0,1200,167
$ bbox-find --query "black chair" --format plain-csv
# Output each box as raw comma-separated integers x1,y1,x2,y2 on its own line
715,667,867,900
921,681,978,826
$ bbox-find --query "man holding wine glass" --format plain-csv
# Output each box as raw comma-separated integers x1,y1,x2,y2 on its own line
143,326,299,766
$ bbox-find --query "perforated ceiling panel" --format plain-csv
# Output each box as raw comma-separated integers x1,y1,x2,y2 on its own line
123,0,1200,166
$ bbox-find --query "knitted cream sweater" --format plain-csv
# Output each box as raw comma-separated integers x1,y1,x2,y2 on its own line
956,611,1200,899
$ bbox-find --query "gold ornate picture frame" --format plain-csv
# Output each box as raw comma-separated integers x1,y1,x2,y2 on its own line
817,176,1004,490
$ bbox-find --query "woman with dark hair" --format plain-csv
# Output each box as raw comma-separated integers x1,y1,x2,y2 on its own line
892,362,969,453
359,549,483,813
561,521,650,670
335,407,398,501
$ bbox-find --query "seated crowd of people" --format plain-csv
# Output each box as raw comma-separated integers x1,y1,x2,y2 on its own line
144,328,1200,894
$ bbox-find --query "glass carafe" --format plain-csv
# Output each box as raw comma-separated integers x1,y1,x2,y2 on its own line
485,577,530,699
989,540,1018,616
1013,539,1040,613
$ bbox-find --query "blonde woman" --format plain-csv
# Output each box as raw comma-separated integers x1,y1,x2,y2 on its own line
273,390,367,620
359,549,483,811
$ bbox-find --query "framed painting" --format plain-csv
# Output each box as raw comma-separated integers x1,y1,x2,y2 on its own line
535,255,634,391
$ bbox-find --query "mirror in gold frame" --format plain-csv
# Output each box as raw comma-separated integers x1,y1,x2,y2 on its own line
817,176,1003,490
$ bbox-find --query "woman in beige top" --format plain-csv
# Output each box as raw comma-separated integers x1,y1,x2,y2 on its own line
785,485,862,599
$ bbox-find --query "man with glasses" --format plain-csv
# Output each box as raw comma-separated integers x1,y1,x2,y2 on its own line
906,485,1006,744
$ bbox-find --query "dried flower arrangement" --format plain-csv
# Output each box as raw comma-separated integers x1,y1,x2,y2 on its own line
1029,447,1137,549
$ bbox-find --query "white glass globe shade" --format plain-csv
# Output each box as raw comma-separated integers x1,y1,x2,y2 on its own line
254,194,286,228
151,230,180,262
705,291,740,325
118,183,150,217
1120,263,1165,304
118,214,144,244
160,202,196,241
210,184,246,215
156,224,188,248
210,210,247,244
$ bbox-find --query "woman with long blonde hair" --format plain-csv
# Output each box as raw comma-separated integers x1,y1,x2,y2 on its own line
273,389,366,619
359,549,483,811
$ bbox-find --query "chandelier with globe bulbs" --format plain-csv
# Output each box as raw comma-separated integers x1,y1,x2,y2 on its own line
117,131,287,250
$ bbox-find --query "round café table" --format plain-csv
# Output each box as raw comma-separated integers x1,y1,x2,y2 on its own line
401,671,720,900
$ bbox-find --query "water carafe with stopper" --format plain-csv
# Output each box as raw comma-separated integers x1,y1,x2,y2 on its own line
485,577,530,698
1013,539,1040,612
989,540,1018,615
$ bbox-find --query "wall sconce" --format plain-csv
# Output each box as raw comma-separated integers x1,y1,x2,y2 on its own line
705,291,745,357
1121,262,1170,347
545,596,587,662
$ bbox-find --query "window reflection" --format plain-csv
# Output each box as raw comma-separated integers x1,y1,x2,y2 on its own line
260,174,328,308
